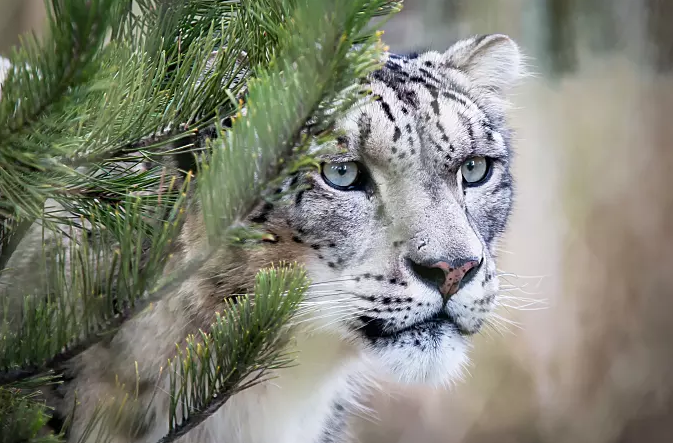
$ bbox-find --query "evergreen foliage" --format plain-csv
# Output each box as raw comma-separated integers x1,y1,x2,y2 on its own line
0,0,400,442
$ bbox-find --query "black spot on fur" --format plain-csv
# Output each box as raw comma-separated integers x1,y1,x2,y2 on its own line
431,99,440,115
442,90,468,107
292,235,303,243
318,398,349,443
436,121,450,143
393,126,402,142
419,68,440,84
409,75,426,85
375,96,396,122
398,89,419,109
358,113,372,150
295,190,305,205
385,61,402,71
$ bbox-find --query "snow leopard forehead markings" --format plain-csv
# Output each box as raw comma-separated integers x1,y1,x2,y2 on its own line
341,51,510,170
328,48,514,248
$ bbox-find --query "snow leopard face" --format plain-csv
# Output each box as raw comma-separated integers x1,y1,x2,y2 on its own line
250,34,524,384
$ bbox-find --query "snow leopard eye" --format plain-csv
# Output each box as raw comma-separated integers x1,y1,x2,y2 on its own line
460,156,490,185
321,161,361,190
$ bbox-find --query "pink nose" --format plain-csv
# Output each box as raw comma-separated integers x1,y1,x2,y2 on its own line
428,259,481,298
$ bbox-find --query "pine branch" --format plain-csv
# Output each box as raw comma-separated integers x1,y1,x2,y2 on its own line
0,374,64,443
0,0,126,137
159,264,308,442
0,1,402,441
0,2,249,223
0,176,191,383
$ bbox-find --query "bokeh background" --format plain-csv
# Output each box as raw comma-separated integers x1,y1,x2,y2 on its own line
2,1,673,442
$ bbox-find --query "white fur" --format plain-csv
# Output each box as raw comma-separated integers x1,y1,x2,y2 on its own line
175,330,369,443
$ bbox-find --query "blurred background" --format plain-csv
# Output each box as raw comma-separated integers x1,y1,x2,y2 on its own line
2,1,673,442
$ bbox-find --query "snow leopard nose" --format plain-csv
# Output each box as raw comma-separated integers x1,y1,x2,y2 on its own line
408,257,482,300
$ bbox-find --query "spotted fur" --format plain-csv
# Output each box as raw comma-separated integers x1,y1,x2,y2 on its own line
60,34,525,443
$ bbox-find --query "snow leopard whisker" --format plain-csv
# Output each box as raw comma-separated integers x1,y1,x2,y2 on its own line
293,313,360,329
490,313,523,330
497,294,546,302
306,315,361,334
496,294,548,307
498,283,544,297
483,318,510,337
496,271,547,284
496,297,548,311
294,303,359,315
299,298,353,305
295,304,357,316
308,277,361,286
291,310,361,330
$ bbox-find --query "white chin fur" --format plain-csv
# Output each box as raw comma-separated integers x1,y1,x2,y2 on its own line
363,323,470,386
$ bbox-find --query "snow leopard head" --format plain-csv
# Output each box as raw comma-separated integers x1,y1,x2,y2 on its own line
241,34,525,384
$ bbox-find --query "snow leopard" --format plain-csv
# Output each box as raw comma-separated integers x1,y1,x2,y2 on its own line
59,33,525,443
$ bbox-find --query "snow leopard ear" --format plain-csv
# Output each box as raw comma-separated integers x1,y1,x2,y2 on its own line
442,34,524,92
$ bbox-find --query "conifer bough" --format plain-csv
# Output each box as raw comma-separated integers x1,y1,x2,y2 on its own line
0,0,401,442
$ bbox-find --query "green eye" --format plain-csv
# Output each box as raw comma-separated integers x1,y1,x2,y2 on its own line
460,156,490,185
321,161,360,189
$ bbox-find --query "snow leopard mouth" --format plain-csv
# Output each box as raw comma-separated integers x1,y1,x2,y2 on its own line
357,310,463,341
